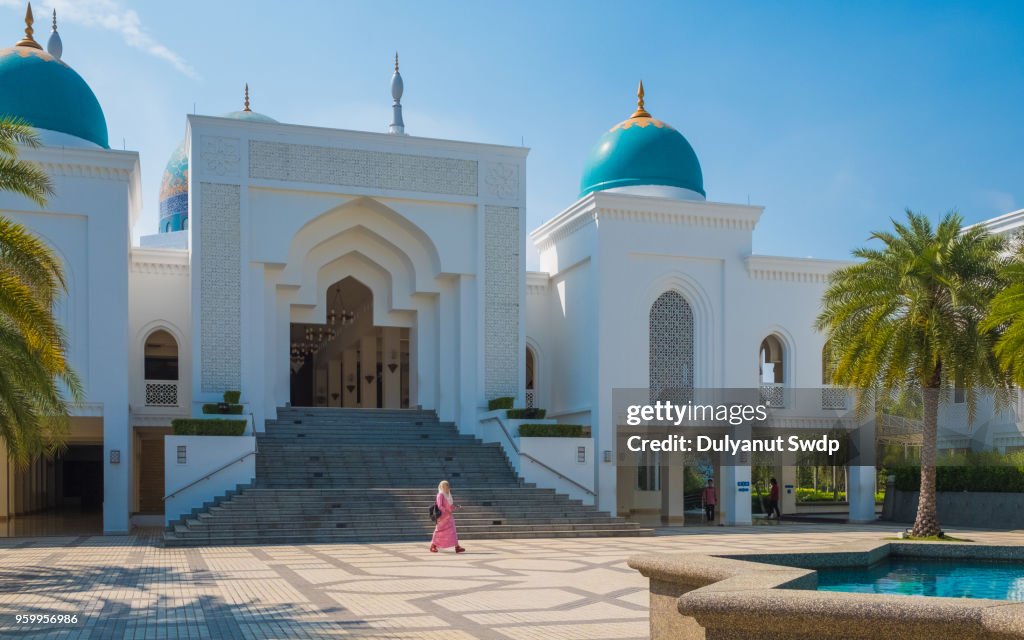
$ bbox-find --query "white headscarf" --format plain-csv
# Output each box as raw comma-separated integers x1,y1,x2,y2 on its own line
437,480,453,504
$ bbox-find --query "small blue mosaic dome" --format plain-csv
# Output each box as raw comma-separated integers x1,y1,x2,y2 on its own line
580,82,703,199
0,9,108,148
159,86,277,233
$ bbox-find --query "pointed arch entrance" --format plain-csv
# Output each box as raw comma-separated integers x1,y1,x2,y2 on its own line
289,276,410,408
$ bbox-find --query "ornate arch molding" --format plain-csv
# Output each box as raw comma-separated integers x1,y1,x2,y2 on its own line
285,196,443,284
641,272,717,389
288,252,421,328
284,227,426,310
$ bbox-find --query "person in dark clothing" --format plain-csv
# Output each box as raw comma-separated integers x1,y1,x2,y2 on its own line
766,477,782,520
702,478,717,523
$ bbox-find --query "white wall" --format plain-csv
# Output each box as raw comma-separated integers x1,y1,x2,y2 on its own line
163,435,255,525
1,145,141,534
519,437,595,505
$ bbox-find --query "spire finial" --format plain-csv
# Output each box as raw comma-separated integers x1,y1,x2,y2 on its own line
16,2,42,49
46,7,61,59
243,83,251,112
631,80,651,118
389,52,405,135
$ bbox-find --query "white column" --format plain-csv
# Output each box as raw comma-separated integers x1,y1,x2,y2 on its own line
775,465,798,515
0,453,9,520
720,423,753,526
360,333,378,409
660,463,685,525
381,327,401,409
848,466,877,523
342,349,357,407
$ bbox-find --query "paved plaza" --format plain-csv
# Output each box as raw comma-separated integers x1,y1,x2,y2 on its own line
0,524,1022,639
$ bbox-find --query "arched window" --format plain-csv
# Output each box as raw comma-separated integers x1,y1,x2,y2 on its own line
759,335,786,407
649,291,694,403
144,329,179,407
759,335,785,384
181,217,188,231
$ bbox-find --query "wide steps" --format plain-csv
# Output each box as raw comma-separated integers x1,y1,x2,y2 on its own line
165,408,650,546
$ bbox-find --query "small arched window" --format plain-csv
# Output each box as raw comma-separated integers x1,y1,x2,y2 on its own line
144,330,179,381
759,335,785,384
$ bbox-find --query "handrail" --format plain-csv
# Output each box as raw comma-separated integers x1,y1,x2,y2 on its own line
481,413,596,497
162,449,255,501
162,412,259,501
519,451,597,497
481,413,521,454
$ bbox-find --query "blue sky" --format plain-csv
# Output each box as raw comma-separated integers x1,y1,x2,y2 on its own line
3,1,1023,263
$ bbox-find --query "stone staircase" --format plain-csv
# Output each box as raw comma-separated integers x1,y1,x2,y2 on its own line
163,407,650,545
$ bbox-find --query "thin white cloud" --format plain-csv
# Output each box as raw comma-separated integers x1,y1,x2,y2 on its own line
1,0,197,78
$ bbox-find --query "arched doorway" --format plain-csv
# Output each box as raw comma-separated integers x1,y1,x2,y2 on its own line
290,277,410,408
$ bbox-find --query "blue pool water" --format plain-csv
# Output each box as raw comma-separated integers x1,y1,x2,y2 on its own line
817,558,1024,600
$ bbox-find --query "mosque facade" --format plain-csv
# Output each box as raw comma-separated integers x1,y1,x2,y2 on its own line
1,5,1022,535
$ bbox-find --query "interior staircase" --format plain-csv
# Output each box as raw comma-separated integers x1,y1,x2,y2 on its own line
163,407,650,546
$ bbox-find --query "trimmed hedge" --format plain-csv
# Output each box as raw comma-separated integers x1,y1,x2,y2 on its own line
893,465,1024,493
171,419,247,436
507,408,546,419
519,423,585,438
201,403,244,415
223,390,241,404
488,396,514,411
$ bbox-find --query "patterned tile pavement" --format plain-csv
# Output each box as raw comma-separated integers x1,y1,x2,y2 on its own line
0,524,1022,639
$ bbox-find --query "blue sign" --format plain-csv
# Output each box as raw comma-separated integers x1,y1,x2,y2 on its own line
738,487,750,492
737,481,750,487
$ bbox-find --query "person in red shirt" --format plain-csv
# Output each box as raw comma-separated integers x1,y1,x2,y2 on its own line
767,477,782,520
702,478,718,523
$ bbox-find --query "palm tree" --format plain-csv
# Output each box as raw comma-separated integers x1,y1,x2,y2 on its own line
983,242,1024,385
0,116,81,464
816,210,1010,537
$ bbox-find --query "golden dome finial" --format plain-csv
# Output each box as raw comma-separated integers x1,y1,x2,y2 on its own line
394,51,399,73
16,2,42,49
243,83,251,112
631,79,651,118
51,8,56,31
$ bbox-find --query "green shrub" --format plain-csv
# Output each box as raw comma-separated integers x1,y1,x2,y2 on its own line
171,419,247,436
519,424,585,437
223,390,241,404
892,457,1024,493
201,403,244,415
507,408,546,419
488,397,514,411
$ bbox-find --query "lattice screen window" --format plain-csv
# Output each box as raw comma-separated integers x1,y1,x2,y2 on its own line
145,382,178,407
649,291,694,404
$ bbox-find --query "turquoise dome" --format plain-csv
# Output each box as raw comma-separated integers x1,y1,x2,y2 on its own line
159,103,277,233
580,87,703,198
0,45,108,148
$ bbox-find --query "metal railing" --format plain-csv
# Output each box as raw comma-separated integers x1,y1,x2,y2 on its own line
481,414,597,497
162,413,258,502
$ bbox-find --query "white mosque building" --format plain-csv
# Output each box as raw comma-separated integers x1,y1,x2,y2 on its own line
1,5,1022,536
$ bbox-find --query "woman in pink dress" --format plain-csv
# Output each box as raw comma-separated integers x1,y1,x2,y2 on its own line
430,480,465,553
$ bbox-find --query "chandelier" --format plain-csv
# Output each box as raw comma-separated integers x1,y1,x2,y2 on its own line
290,285,358,371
